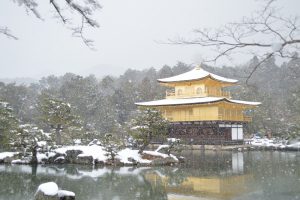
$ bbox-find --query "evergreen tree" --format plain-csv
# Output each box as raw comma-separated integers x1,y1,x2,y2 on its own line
0,100,18,149
287,87,300,139
37,94,82,145
129,108,168,153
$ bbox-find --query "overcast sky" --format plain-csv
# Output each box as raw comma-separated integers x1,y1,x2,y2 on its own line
0,0,299,79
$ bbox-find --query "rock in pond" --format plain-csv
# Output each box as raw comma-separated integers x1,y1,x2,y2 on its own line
151,156,178,166
35,182,58,200
58,190,75,200
35,182,75,200
75,155,93,165
65,150,83,164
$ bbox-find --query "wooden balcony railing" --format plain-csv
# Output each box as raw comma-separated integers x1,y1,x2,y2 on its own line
166,90,175,97
243,116,252,122
166,88,230,99
217,114,252,122
164,114,252,122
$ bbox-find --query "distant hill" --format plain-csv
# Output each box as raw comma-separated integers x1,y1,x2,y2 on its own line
0,77,37,85
79,64,127,78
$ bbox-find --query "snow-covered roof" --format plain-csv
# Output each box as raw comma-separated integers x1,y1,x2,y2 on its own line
157,67,238,83
135,97,261,106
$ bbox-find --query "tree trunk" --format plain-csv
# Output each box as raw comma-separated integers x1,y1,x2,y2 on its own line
56,124,62,145
138,147,144,154
138,141,149,154
31,145,38,165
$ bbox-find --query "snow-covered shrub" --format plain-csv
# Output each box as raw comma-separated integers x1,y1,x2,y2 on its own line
13,124,53,164
101,133,121,163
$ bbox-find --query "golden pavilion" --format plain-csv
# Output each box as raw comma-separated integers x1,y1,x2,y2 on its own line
135,66,260,144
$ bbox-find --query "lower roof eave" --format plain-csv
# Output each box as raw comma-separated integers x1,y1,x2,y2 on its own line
135,97,261,107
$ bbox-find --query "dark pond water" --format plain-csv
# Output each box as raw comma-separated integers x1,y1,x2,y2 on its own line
0,150,300,200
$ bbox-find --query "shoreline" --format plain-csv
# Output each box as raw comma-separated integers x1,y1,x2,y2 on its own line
150,144,300,152
1,144,299,167
0,146,182,166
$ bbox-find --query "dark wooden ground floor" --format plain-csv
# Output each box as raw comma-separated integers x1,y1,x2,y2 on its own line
165,121,248,145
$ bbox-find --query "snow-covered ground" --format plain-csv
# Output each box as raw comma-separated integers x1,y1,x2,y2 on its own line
54,145,107,163
249,137,300,149
0,145,179,165
0,152,18,160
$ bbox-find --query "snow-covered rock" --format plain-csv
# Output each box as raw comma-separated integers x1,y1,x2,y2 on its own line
54,156,65,164
35,182,75,200
151,156,178,166
0,152,19,163
36,182,58,196
117,148,151,164
55,145,107,164
37,153,48,163
35,182,58,199
57,190,75,200
11,158,30,164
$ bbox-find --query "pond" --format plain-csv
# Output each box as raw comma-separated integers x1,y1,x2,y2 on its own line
0,150,300,200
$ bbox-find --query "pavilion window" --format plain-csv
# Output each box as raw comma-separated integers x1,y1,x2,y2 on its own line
237,109,242,118
166,110,172,117
219,107,224,116
204,86,208,93
177,89,183,96
225,109,230,119
231,109,237,120
196,87,202,95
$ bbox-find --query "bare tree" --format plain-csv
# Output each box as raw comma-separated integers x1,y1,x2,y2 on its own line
173,0,300,82
1,0,101,49
0,27,18,40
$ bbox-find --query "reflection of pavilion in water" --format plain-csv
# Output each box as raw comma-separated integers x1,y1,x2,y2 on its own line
145,152,253,200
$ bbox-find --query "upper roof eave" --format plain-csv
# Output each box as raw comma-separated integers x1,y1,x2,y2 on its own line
157,67,238,84
157,75,238,84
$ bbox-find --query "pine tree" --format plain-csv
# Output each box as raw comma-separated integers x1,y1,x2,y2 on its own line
37,94,82,145
0,100,18,150
129,108,169,154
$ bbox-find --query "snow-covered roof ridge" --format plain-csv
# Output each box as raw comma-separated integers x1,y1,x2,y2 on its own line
135,97,261,106
228,99,261,106
157,67,238,83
